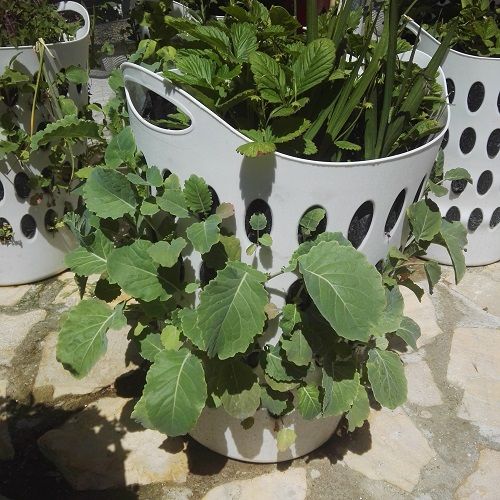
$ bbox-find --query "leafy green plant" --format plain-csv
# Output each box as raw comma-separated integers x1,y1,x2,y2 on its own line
129,0,452,161
407,0,500,57
56,129,468,446
0,219,14,244
0,0,80,47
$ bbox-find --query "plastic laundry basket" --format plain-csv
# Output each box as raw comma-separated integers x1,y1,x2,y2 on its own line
0,1,90,285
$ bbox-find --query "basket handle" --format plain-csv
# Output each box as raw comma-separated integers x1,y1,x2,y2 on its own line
57,1,91,42
405,19,440,56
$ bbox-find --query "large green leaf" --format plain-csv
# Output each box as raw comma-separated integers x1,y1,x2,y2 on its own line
299,241,385,341
107,240,175,302
281,330,312,367
292,38,336,95
30,115,100,150
371,287,404,336
322,362,361,417
197,262,268,359
346,386,370,431
156,174,190,218
208,359,260,420
183,175,212,214
142,349,207,436
231,22,258,61
438,220,467,283
139,332,163,362
186,214,221,254
279,304,301,335
297,385,321,420
65,231,113,276
260,386,291,417
83,167,137,220
407,199,441,242
367,348,407,409
179,308,205,350
104,127,136,168
249,51,286,103
57,300,126,378
394,316,420,350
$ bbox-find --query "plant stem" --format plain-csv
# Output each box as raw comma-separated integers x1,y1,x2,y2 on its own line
306,0,318,44
31,40,45,136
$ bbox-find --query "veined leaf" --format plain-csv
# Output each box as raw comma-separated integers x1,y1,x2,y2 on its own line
346,386,370,431
276,428,297,452
299,207,326,234
292,38,335,95
139,332,163,362
438,220,467,283
250,213,267,231
260,386,291,417
160,325,183,351
156,174,190,218
367,348,407,409
237,140,276,157
197,262,267,359
299,241,385,341
104,127,136,168
142,349,207,436
179,308,205,350
65,66,88,84
146,166,163,187
231,22,258,61
424,260,441,294
83,167,137,220
148,238,186,268
65,230,112,276
107,240,175,302
262,344,306,383
322,362,361,417
444,168,472,183
281,330,312,367
371,286,404,336
57,300,126,378
394,316,420,350
249,51,286,103
407,199,441,242
186,214,221,254
297,385,321,419
183,175,212,214
279,304,301,335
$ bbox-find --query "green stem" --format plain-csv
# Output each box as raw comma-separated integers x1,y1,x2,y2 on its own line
306,0,318,44
30,40,45,136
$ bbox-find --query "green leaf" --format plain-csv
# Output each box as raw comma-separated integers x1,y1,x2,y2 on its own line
183,175,212,214
371,287,404,336
209,359,261,420
148,238,186,268
263,344,305,382
292,38,335,95
107,240,174,302
322,363,361,417
394,316,421,350
65,231,112,276
237,141,276,157
276,428,297,452
140,200,159,216
249,51,286,103
258,234,273,247
346,386,370,432
438,220,467,283
197,262,268,359
281,330,312,367
279,304,301,335
104,127,136,168
131,396,153,429
157,174,190,219
30,115,100,150
142,349,207,436
407,199,441,242
246,243,257,256
139,332,163,362
299,241,385,342
83,167,137,220
444,168,472,183
216,203,235,219
146,166,163,187
427,180,448,197
57,300,126,378
161,325,183,351
58,97,78,116
179,308,205,350
367,349,407,409
231,22,258,61
260,386,291,417
65,66,88,84
220,235,241,261
424,260,441,293
299,207,326,234
334,140,361,151
186,214,221,254
297,385,321,420
250,213,267,231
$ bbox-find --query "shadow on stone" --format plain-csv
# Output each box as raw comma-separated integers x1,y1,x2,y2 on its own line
184,437,228,476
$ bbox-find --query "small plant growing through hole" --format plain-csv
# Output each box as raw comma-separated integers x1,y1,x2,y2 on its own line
246,213,273,256
0,219,14,244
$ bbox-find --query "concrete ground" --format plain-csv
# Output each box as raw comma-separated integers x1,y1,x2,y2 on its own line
1,260,499,499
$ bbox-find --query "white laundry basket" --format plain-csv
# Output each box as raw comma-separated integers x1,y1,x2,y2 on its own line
0,1,90,285
408,21,500,266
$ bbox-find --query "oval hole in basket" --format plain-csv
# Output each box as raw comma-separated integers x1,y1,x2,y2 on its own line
490,208,500,229
487,129,500,159
208,185,220,215
245,199,272,244
44,209,58,233
41,168,54,194
468,208,483,232
498,92,500,114
162,169,172,180
285,279,312,311
375,259,384,273
446,78,456,104
132,85,192,130
384,189,406,236
441,130,449,150
348,201,373,249
445,206,461,223
20,214,37,239
1,86,18,107
413,176,426,203
0,217,12,242
199,261,217,287
14,172,31,199
467,81,485,112
64,201,74,214
477,170,493,195
297,205,327,244
0,180,3,202
460,127,476,155
451,179,468,195
459,127,476,155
